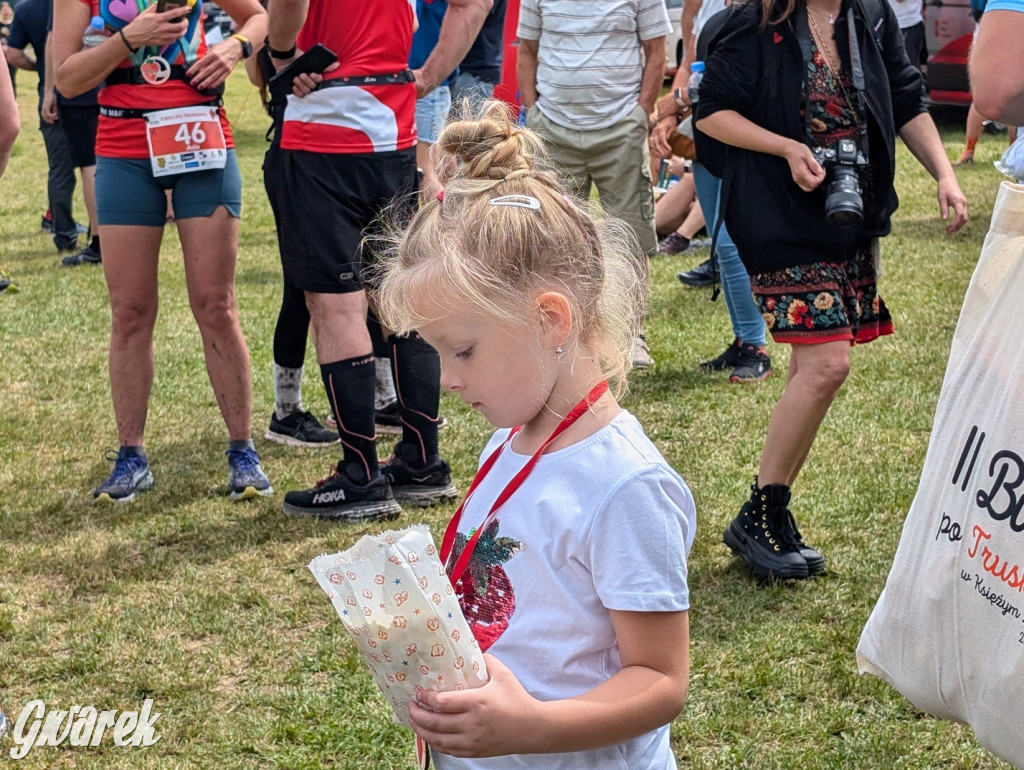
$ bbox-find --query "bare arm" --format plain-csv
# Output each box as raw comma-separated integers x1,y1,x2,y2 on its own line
651,0,699,157
639,36,666,117
898,111,968,232
680,0,702,77
265,0,307,62
415,0,492,97
42,32,57,124
3,45,34,71
54,0,190,98
517,37,538,109
409,610,690,757
969,10,1024,124
185,0,267,92
0,58,18,178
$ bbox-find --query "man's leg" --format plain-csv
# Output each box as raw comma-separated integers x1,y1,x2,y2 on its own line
39,117,77,252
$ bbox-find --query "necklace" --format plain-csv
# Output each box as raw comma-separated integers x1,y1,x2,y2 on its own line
807,4,836,24
807,8,855,115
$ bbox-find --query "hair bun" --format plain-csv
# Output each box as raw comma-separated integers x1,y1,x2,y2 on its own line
437,105,537,182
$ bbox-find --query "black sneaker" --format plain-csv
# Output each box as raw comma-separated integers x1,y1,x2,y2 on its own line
698,338,742,373
265,410,338,447
723,483,809,580
283,465,402,521
61,245,102,267
658,232,691,255
677,257,717,288
326,401,449,435
730,342,772,383
381,442,458,507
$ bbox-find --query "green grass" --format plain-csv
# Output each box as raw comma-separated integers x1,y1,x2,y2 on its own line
0,75,1015,768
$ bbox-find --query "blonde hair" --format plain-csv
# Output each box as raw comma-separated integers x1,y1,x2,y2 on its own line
372,103,648,396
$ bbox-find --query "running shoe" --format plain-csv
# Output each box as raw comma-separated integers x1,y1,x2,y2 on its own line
283,465,402,521
632,334,654,370
93,448,154,503
698,338,742,373
677,257,717,288
729,342,772,383
265,410,338,447
658,232,691,255
226,447,273,501
61,245,102,267
381,442,458,507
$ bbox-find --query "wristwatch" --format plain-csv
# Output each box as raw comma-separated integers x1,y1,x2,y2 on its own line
673,87,687,108
231,33,252,59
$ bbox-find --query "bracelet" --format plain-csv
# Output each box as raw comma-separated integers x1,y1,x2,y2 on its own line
264,35,296,60
118,28,138,54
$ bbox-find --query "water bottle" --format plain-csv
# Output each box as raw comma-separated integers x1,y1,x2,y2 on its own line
687,61,705,106
82,16,108,48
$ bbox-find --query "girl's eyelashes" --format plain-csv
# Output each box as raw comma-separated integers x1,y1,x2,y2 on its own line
454,346,474,360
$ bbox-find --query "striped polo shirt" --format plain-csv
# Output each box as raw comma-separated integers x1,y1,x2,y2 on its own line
517,0,671,130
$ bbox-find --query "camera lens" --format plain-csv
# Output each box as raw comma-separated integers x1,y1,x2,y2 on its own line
825,167,863,228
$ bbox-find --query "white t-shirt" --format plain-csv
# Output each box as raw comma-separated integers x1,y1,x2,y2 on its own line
432,411,696,770
517,0,672,130
887,0,924,30
692,0,729,45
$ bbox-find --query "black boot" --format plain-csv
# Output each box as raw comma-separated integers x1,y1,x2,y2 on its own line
724,481,809,580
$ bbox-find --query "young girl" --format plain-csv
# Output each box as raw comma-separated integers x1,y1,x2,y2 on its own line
374,106,696,768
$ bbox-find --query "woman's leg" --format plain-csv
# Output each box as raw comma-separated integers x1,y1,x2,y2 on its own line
959,103,984,163
654,171,696,236
757,340,851,486
176,207,253,441
101,224,163,446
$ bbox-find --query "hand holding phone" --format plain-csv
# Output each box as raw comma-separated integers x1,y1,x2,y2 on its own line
156,0,189,12
268,43,338,97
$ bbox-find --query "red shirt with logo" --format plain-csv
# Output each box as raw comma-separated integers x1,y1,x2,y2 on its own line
80,0,234,159
280,0,417,154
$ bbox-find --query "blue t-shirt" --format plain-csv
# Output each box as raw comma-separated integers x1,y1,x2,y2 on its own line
459,0,506,83
409,0,457,86
984,0,1024,10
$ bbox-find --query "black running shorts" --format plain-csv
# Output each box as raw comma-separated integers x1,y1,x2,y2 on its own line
265,147,418,294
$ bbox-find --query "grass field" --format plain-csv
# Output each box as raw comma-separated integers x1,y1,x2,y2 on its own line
0,71,1017,769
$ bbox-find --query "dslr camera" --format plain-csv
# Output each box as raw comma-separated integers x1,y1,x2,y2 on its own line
810,138,868,228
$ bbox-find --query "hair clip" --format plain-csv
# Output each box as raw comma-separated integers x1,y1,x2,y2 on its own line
488,195,541,210
436,190,445,202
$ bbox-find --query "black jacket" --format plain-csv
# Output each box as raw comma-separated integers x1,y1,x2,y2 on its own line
695,0,927,273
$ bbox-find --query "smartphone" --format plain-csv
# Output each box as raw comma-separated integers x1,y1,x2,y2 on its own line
156,0,188,12
268,43,338,94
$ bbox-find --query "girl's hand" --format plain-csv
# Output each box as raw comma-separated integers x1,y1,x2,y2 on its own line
123,4,190,49
785,141,827,192
186,36,243,91
408,654,541,758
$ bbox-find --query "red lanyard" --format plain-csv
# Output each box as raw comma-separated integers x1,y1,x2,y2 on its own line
440,380,609,586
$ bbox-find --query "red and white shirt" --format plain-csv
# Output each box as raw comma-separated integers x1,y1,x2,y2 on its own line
80,0,234,159
280,0,417,154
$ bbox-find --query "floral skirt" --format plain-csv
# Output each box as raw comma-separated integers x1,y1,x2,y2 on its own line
750,241,894,345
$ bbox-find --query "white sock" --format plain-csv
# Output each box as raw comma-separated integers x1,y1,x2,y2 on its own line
274,363,303,419
375,358,396,410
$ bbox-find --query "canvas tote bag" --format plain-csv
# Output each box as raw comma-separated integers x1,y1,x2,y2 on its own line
857,181,1024,768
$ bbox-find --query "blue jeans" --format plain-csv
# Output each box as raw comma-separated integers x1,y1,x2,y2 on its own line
692,161,766,346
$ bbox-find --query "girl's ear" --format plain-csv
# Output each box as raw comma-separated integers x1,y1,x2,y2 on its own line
536,291,572,349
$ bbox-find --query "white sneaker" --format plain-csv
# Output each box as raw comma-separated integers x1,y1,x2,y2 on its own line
632,334,654,370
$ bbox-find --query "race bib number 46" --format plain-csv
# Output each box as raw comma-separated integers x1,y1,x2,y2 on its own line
145,105,227,178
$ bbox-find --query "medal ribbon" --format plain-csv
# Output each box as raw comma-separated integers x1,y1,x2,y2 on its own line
439,380,609,586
